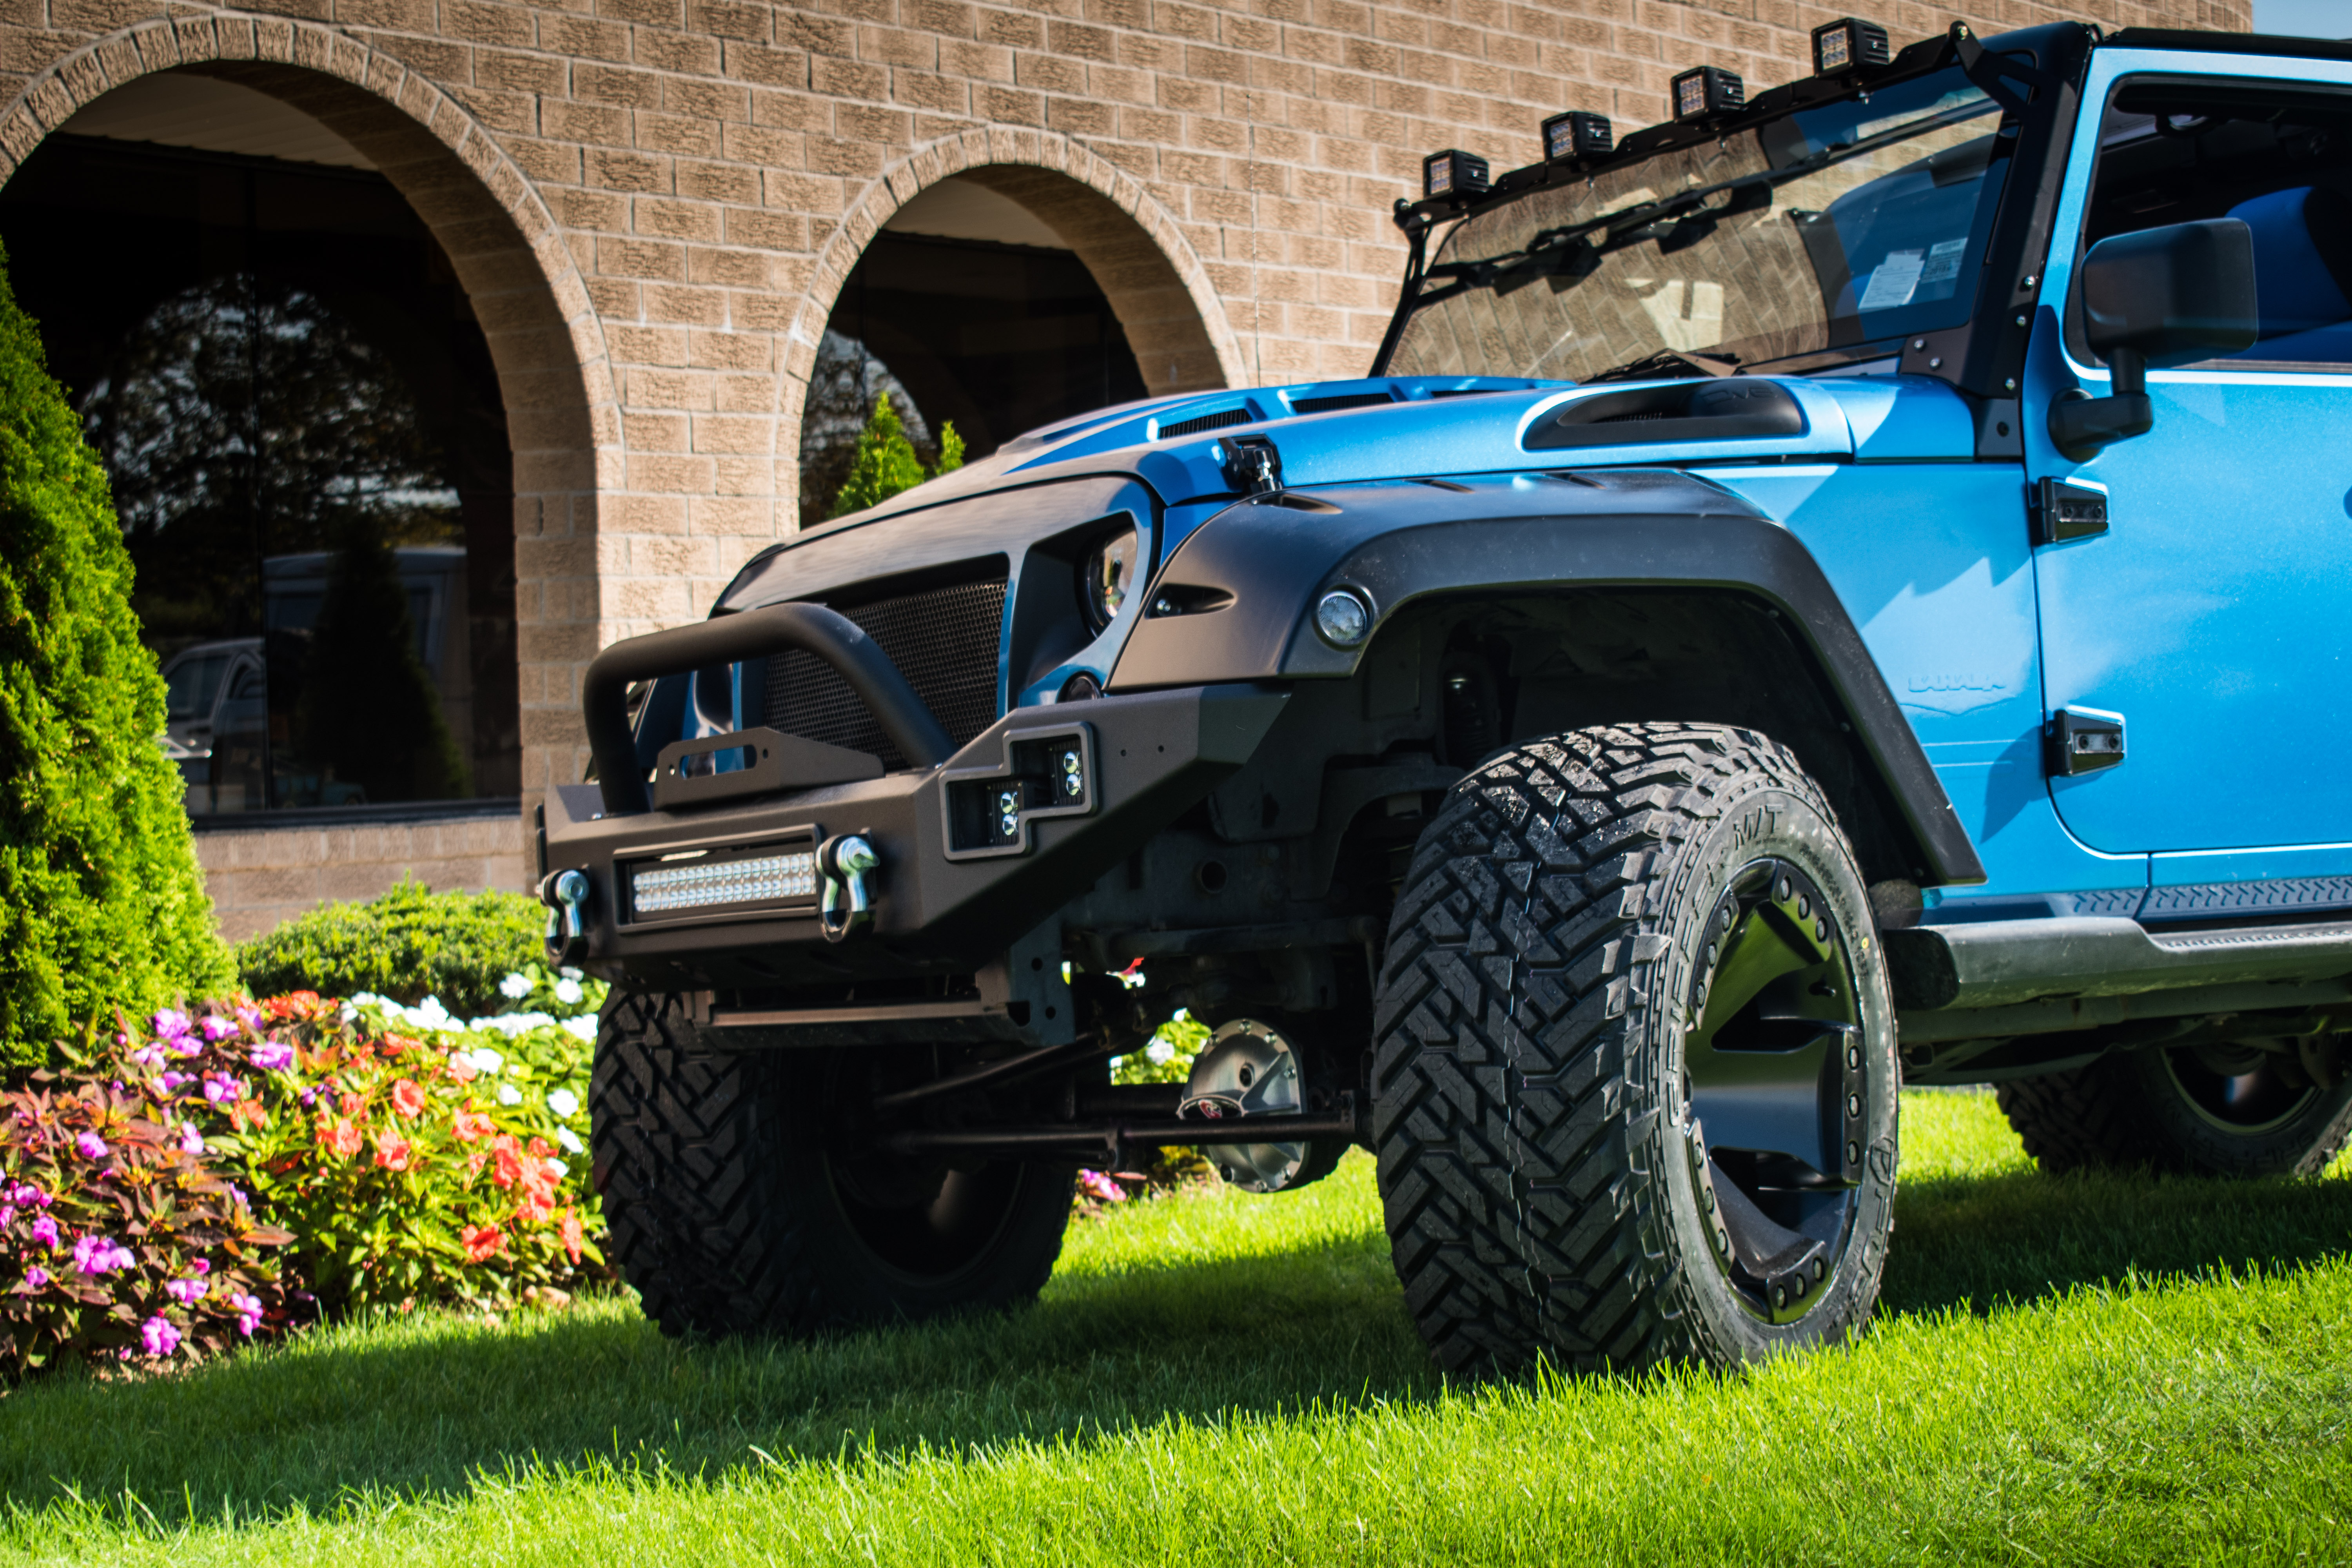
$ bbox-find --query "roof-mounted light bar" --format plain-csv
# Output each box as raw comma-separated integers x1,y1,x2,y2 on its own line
1811,16,1891,76
1421,148,1490,202
1541,110,1612,165
1670,64,1744,124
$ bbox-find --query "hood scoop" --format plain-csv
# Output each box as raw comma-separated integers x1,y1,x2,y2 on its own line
1525,379,1803,452
1159,405,1257,439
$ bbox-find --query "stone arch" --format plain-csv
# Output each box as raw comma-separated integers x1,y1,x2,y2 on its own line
0,16,618,799
786,128,1247,514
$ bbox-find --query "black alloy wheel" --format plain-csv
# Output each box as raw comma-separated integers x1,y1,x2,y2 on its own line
1373,722,1898,1376
1999,1028,2352,1178
591,992,1074,1337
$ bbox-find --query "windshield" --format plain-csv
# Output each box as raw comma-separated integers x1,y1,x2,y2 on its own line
1386,67,2011,381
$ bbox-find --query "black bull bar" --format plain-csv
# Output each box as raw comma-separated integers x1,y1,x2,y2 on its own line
542,602,1288,987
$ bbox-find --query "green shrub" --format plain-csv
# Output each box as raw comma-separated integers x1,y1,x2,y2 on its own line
0,240,232,1069
236,880,544,1020
828,395,964,519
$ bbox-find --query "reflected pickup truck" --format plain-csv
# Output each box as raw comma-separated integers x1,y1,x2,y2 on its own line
544,19,2352,1374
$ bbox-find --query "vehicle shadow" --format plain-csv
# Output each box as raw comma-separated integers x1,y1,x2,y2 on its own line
1880,1160,2352,1316
0,1223,1440,1524
8,1163,2349,1525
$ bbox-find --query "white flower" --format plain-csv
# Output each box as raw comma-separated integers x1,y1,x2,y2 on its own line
499,973,533,1000
410,997,456,1031
562,1016,597,1042
554,978,584,1005
496,1083,522,1106
469,1046,505,1074
558,965,583,981
556,1127,585,1154
1145,1039,1174,1065
546,1087,581,1119
1107,1056,1125,1073
543,1157,570,1180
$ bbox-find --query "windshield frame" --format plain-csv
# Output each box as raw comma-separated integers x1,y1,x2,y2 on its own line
1368,21,2094,411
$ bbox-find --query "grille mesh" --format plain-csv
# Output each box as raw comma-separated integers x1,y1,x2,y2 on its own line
1160,406,1252,438
764,578,1006,768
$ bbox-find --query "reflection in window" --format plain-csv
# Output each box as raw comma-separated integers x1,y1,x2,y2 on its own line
87,275,468,811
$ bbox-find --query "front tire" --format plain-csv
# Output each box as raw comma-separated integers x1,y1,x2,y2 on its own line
1372,723,1899,1375
589,991,1075,1337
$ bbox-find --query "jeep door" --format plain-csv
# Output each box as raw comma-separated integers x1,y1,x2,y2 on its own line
2023,47,2352,895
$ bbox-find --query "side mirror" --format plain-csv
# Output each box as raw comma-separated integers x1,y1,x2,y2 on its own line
2050,218,2259,456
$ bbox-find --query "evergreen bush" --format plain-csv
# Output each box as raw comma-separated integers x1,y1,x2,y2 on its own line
234,879,544,1021
828,395,964,518
0,241,231,1068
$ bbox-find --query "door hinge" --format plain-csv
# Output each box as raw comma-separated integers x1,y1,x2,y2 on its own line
2030,477,2109,546
2046,706,2125,777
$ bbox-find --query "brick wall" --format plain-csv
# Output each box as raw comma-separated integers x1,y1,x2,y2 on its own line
191,810,533,942
0,0,2240,935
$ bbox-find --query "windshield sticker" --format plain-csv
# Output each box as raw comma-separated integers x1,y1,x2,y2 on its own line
1858,249,1924,310
1919,237,1969,287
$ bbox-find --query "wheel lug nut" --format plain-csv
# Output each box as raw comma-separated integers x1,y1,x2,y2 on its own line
1811,1259,1826,1282
1797,894,1811,919
1847,1140,1861,1164
1773,1286,1787,1308
1793,1274,1807,1297
1815,918,1829,942
1847,1094,1862,1118
1847,1045,1861,1069
1777,877,1792,902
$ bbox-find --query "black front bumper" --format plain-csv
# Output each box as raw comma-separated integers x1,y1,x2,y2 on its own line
542,682,1288,992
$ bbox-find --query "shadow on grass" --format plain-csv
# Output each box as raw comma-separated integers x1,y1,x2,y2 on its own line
7,1158,2350,1526
0,1222,1439,1523
1881,1160,2352,1316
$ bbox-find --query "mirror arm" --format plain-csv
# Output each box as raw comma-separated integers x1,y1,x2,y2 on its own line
2048,345,2151,457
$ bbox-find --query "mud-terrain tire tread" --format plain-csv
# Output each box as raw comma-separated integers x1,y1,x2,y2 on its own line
1997,1051,2352,1178
1371,721,1896,1376
590,991,815,1337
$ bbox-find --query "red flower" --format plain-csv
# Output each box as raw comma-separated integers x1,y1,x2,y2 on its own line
492,1144,523,1190
338,1091,364,1119
446,1054,478,1085
373,1135,414,1172
317,1116,363,1160
230,1097,268,1131
390,1079,426,1119
527,1136,555,1160
559,1209,584,1265
460,1223,506,1263
383,1033,422,1057
452,1107,495,1143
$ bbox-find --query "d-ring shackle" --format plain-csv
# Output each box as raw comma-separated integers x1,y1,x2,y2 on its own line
817,834,880,943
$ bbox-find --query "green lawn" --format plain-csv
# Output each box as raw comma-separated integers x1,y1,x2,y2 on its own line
4,1092,2350,1565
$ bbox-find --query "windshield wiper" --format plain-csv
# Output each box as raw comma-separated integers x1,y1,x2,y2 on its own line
1577,348,1742,385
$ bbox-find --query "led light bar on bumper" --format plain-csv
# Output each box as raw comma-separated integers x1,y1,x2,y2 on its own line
624,835,820,923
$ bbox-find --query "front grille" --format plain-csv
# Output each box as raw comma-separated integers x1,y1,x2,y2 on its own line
764,577,1006,768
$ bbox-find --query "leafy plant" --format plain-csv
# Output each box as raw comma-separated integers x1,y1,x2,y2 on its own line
1,1022,292,1378
828,394,964,519
0,240,232,1068
235,880,545,1020
198,992,601,1315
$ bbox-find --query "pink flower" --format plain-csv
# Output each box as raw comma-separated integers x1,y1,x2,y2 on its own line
236,1004,263,1033
20,1266,49,1290
73,1235,133,1275
179,1122,204,1155
74,1131,108,1161
190,1257,210,1274
201,1072,247,1106
200,1014,239,1044
166,1275,208,1305
29,1216,58,1248
5,1181,47,1208
129,1043,166,1070
1078,1169,1127,1203
151,1009,199,1057
249,1040,296,1072
140,1315,182,1357
160,1071,193,1094
228,1291,263,1336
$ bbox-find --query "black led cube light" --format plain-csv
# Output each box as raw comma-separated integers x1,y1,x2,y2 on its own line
1811,17,1890,76
1541,110,1613,164
1422,148,1490,202
1670,65,1744,124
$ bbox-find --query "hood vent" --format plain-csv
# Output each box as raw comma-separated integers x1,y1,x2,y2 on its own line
1160,405,1255,439
1290,392,1395,415
1525,380,1802,451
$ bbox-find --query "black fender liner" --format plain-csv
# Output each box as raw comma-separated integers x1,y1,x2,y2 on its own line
1109,470,1986,887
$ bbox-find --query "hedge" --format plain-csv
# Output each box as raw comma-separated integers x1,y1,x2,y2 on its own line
0,240,231,1068
236,879,547,1022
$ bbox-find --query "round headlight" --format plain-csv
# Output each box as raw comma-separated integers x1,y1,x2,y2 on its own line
1079,527,1140,635
1315,587,1372,648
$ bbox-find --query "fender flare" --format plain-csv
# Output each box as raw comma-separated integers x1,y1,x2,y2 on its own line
1109,470,1987,887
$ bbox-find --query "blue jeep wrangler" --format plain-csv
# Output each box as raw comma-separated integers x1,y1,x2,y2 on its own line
543,18,2352,1373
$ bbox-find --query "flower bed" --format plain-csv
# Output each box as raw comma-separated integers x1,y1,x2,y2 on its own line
2,967,608,1378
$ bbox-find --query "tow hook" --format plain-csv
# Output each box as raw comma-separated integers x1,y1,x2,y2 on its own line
817,834,880,943
541,868,592,965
